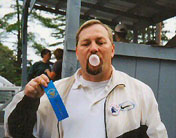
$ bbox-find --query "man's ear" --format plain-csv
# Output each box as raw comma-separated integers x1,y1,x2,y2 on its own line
76,47,78,60
76,55,78,60
111,43,115,58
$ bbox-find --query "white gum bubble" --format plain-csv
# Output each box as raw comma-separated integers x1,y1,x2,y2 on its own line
89,54,100,66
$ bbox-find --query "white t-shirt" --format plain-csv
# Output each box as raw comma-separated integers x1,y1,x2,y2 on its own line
62,71,110,138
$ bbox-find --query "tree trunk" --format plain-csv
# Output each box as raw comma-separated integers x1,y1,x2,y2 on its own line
16,0,22,66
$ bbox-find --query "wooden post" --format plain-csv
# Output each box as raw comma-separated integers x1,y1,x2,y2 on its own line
62,0,81,78
133,29,138,43
156,22,162,45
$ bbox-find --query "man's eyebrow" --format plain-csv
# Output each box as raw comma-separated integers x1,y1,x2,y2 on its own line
97,37,106,41
80,39,90,42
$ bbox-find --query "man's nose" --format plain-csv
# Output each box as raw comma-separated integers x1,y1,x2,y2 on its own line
90,42,99,53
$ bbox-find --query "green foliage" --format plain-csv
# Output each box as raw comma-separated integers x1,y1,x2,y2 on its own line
1,2,66,56
161,30,169,42
6,22,19,32
30,10,66,40
31,12,58,28
126,31,133,42
0,19,4,28
3,12,17,22
27,32,46,52
0,43,21,85
28,32,35,42
0,1,66,85
49,41,63,46
32,42,45,54
11,2,23,10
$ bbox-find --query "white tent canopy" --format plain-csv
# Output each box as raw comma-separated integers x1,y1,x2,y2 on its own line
0,76,14,87
0,76,21,92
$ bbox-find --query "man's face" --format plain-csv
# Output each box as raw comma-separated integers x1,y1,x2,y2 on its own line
43,52,51,62
76,24,115,79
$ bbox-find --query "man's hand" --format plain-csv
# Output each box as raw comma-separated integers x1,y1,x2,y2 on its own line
24,74,50,98
45,69,50,73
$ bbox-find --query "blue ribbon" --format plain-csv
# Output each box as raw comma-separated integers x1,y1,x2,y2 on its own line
42,80,69,121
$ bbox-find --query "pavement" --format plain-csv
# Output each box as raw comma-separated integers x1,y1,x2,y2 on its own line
0,124,4,138
0,111,4,137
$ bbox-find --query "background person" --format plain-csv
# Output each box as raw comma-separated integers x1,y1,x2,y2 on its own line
27,48,53,82
45,48,63,81
4,19,167,138
114,24,129,43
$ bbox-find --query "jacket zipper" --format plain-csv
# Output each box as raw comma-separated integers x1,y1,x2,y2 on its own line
104,84,125,138
104,97,108,138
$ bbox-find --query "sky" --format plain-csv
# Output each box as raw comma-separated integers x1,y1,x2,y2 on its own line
0,0,176,62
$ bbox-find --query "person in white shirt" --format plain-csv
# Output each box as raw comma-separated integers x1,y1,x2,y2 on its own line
4,19,168,138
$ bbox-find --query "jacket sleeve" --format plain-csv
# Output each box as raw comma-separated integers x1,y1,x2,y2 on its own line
141,86,168,138
4,92,40,138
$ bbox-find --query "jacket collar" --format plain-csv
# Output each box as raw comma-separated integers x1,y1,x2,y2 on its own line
72,68,83,89
72,66,126,90
111,66,126,87
102,66,126,95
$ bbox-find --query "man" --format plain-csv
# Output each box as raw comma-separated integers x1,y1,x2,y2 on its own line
27,48,53,82
4,19,167,138
114,24,129,43
45,48,63,81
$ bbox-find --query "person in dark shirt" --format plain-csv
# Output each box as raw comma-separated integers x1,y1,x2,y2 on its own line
27,48,53,82
45,48,63,81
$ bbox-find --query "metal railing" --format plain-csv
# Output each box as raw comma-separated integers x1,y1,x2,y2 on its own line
0,87,21,112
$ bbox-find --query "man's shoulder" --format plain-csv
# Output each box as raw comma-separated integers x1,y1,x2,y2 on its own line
114,69,153,100
54,60,62,66
33,61,43,66
54,76,75,87
56,60,62,64
114,69,151,90
54,75,75,95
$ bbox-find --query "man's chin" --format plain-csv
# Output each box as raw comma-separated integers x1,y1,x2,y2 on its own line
86,65,102,75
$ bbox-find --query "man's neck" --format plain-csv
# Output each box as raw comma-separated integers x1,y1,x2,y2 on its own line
42,59,48,63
